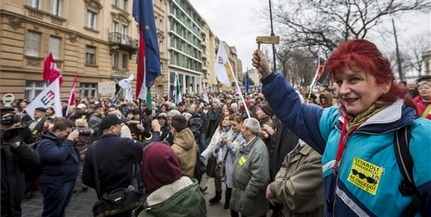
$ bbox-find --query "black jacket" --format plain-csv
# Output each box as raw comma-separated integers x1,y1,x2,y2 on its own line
1,142,40,217
270,120,299,180
82,133,160,194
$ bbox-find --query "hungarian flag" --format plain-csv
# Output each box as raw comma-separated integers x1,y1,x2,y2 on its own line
174,72,182,105
133,0,161,110
215,43,232,87
66,75,77,115
43,53,63,85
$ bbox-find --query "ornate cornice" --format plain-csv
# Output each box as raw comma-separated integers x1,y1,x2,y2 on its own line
110,11,131,24
84,0,103,12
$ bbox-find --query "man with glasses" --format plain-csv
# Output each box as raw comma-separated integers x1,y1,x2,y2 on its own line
36,118,80,217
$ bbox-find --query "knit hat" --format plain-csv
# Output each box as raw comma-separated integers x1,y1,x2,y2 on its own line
142,142,182,194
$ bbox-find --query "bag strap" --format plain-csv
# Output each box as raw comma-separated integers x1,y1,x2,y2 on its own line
91,142,101,199
393,125,423,217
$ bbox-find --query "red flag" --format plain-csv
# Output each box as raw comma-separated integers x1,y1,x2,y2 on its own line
66,75,77,115
43,53,63,84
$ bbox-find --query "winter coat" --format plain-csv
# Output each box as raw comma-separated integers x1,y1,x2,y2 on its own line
82,133,158,194
413,95,431,120
230,136,270,216
201,127,232,161
271,120,300,181
262,72,431,217
171,128,197,178
37,131,80,184
1,142,40,217
270,142,323,217
137,177,207,217
219,130,244,188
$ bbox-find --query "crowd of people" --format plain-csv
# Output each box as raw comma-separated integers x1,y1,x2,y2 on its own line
1,38,431,217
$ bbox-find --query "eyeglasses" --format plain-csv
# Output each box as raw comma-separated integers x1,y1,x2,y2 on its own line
351,169,377,184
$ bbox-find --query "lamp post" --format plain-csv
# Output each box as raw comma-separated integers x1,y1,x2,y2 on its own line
269,0,277,71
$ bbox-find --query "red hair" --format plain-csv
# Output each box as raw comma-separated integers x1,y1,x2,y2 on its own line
325,39,416,113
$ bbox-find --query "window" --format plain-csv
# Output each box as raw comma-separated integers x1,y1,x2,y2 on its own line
49,36,61,59
25,31,41,57
25,81,47,100
112,52,118,68
122,54,128,69
86,46,96,65
112,21,119,33
29,0,42,9
80,83,97,98
123,0,128,11
122,25,128,37
51,0,62,16
87,10,97,29
113,0,118,7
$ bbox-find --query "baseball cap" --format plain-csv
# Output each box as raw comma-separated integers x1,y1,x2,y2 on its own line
100,114,126,131
77,103,86,109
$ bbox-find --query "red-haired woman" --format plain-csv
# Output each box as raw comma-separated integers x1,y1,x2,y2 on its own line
252,39,430,217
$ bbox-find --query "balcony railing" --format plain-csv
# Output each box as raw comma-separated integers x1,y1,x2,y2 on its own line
108,32,138,50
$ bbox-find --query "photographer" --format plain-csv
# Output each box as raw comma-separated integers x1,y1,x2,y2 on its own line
1,107,40,217
36,118,80,217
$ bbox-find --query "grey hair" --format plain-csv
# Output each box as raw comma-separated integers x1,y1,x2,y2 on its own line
167,109,181,118
243,118,260,134
418,81,431,88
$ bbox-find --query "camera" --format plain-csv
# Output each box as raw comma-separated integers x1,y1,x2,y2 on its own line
1,114,21,125
1,126,26,144
72,127,92,137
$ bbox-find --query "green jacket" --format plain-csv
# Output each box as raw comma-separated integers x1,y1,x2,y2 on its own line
230,136,270,216
137,177,206,217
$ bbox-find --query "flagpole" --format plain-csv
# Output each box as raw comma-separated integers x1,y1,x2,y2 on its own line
226,60,251,118
308,57,321,99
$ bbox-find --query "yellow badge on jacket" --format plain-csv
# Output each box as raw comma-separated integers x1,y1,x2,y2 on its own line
238,155,246,166
347,157,383,195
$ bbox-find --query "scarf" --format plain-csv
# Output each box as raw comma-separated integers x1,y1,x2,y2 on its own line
348,104,387,132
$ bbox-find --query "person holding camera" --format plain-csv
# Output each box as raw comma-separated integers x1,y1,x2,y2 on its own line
1,107,40,217
36,118,80,217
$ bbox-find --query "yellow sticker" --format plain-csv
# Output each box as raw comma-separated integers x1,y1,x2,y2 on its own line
233,140,239,145
347,157,383,195
238,155,246,166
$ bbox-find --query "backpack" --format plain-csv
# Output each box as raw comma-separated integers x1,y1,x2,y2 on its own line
393,125,425,216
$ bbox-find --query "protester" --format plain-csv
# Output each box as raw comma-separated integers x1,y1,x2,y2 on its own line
74,118,93,192
36,118,80,217
220,114,245,210
266,140,324,217
170,115,197,178
413,81,431,119
230,118,269,217
252,39,431,216
1,107,40,217
137,142,207,217
200,114,232,203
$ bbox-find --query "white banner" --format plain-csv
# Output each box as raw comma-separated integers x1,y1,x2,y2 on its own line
98,81,116,95
25,77,62,119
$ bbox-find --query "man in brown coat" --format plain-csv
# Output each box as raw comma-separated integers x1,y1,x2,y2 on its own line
266,140,323,217
170,115,197,178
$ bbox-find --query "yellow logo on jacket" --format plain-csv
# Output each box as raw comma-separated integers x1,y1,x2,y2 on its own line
238,155,246,166
347,157,383,195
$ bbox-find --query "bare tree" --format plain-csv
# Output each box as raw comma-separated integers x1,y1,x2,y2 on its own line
403,35,431,77
272,0,430,52
276,44,316,86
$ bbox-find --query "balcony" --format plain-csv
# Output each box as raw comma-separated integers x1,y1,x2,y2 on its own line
108,32,138,57
201,31,207,38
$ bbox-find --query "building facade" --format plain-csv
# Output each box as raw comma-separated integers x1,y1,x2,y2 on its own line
0,0,169,99
0,0,242,102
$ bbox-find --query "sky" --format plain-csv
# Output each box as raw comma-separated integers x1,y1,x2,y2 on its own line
188,0,430,70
